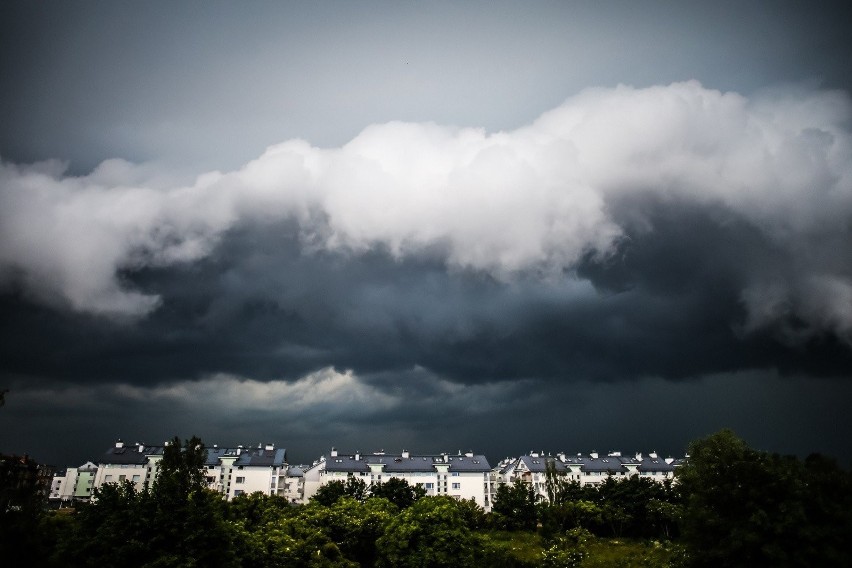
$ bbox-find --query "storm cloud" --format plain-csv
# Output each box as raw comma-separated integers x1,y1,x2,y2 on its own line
3,82,851,341
2,2,851,468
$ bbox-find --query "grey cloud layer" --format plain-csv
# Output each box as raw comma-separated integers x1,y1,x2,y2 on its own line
2,82,851,344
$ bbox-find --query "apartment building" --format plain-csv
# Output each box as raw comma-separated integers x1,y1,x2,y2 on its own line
303,448,493,510
493,450,684,503
49,461,98,505
49,439,301,502
49,440,683,508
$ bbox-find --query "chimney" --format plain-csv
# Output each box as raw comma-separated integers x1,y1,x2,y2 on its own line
465,451,473,458
354,451,360,461
330,447,338,457
443,453,448,463
265,443,274,451
115,439,124,449
138,443,144,453
665,457,674,464
401,449,410,459
649,451,658,459
590,451,598,459
635,452,643,461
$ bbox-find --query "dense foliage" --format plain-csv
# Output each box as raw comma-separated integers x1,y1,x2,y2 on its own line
2,430,851,567
678,429,852,567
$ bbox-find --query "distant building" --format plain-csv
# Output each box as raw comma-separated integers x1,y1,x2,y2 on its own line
303,448,493,510
49,461,98,506
493,450,684,503
49,439,685,508
1,453,54,510
49,439,298,502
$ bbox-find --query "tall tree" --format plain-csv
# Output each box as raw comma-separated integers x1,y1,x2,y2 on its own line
491,480,538,531
147,436,236,567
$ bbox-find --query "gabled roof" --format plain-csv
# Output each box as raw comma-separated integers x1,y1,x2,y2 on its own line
234,448,287,467
517,456,567,473
99,445,162,465
637,458,676,472
100,443,287,468
324,452,491,473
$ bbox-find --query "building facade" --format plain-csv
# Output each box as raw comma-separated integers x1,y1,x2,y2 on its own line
303,448,493,510
493,450,684,503
48,440,684,508
49,460,98,505
51,439,299,503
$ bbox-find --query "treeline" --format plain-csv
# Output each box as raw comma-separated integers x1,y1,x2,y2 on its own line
2,430,851,567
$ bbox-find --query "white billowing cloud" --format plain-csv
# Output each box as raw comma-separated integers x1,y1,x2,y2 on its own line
1,81,851,338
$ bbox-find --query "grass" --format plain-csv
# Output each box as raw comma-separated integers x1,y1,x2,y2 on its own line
478,530,686,567
581,538,684,567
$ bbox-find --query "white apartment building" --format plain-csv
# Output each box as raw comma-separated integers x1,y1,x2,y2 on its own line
493,450,684,503
59,439,299,502
49,461,98,505
303,448,493,510
203,443,288,499
52,440,682,508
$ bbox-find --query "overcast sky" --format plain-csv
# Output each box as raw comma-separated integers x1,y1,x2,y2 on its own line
2,0,852,468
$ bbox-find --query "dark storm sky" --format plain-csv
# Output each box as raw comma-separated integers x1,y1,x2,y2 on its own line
1,0,851,468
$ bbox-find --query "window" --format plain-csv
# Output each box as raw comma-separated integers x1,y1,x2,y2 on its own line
452,483,460,490
119,475,126,481
132,475,141,482
235,476,245,483
234,490,244,496
105,475,113,482
451,472,460,477
425,483,434,489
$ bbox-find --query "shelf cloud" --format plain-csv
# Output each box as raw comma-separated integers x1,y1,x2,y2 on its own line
3,82,850,344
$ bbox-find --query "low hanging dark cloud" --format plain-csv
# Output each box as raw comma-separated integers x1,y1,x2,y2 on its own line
2,196,848,392
2,81,852,466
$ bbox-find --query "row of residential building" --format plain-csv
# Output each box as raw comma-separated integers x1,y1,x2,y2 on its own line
49,439,684,511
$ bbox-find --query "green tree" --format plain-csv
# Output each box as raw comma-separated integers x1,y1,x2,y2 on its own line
231,513,357,568
678,429,852,567
594,475,677,538
539,499,602,538
491,480,538,531
150,436,236,567
60,435,239,567
376,496,478,568
299,496,398,566
369,476,426,509
227,491,295,530
311,477,369,506
59,480,152,565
